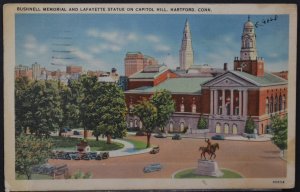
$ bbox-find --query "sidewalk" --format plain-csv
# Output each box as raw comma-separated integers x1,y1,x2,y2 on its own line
70,135,152,157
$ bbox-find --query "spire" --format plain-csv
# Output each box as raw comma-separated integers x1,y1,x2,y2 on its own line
240,16,257,60
179,19,194,70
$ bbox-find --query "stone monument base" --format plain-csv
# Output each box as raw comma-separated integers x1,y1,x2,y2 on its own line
194,159,224,177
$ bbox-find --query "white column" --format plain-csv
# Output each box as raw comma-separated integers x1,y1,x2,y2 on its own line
239,90,242,116
230,90,234,115
214,90,218,115
243,90,248,116
210,90,213,115
222,89,225,115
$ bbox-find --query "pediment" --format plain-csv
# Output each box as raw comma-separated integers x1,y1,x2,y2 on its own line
202,72,257,87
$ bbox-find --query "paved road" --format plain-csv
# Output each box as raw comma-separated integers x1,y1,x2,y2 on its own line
49,135,286,179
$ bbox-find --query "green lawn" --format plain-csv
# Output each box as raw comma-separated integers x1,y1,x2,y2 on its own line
16,174,53,180
174,168,243,179
123,138,148,150
51,136,124,151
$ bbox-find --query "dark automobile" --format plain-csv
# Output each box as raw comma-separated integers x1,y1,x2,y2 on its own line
154,133,167,138
150,146,160,154
96,152,109,160
143,163,162,173
172,134,181,140
136,130,146,136
211,134,225,140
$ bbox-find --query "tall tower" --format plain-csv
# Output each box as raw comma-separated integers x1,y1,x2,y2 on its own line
179,19,194,70
234,16,264,77
32,62,41,80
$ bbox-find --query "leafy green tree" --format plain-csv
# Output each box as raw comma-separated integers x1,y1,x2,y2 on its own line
270,114,287,153
133,99,158,148
150,89,175,132
15,134,53,179
78,75,99,138
244,116,255,134
93,83,127,143
15,77,31,134
197,114,208,129
19,80,63,136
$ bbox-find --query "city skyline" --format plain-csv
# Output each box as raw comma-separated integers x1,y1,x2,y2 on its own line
16,14,289,75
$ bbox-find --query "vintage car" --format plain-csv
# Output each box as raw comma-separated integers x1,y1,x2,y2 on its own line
211,134,225,140
172,133,182,140
150,146,160,154
154,133,167,138
143,163,162,173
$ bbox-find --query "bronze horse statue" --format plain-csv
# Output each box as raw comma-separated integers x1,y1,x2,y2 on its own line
199,143,220,160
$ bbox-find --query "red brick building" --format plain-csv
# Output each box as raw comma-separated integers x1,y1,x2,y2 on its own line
124,52,158,77
272,71,288,80
124,18,288,135
66,65,82,74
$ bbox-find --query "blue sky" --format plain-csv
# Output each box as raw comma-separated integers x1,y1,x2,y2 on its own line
15,14,289,75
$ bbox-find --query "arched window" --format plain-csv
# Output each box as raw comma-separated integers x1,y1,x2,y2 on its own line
180,122,185,132
279,95,282,111
129,120,133,128
265,97,269,114
215,123,221,133
192,104,196,113
180,104,185,112
274,95,278,112
270,96,273,113
169,121,173,132
283,95,286,110
224,123,229,134
232,124,238,135
134,119,138,127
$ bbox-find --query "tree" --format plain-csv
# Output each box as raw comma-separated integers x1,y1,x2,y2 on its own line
133,99,157,148
78,75,99,138
244,116,255,134
93,83,127,143
150,89,175,132
18,80,63,136
15,134,53,179
15,77,31,134
270,114,287,153
197,114,208,129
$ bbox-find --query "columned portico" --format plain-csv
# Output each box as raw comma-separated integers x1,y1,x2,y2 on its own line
211,88,247,117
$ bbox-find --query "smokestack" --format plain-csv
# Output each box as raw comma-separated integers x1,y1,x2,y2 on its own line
224,63,228,71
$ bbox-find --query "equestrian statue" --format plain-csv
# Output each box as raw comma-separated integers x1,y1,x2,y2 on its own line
198,138,220,160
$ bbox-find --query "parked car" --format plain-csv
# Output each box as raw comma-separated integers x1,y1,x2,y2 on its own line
172,134,181,140
143,163,162,173
136,130,146,136
211,134,225,140
154,133,167,138
96,152,110,160
150,146,160,154
73,130,80,135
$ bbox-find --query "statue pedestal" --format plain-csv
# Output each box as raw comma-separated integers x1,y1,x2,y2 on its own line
194,159,223,177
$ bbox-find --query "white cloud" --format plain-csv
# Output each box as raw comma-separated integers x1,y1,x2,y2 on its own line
159,54,179,70
145,35,160,43
89,44,122,54
23,35,48,57
154,45,171,52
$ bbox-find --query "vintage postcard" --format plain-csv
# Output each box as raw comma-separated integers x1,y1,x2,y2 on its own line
4,3,297,191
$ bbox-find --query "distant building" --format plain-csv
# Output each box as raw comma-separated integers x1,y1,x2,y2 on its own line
124,52,158,77
272,71,288,80
15,64,32,79
66,65,82,74
32,62,41,80
179,19,194,70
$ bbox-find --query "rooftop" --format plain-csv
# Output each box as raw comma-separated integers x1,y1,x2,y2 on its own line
231,71,287,86
129,65,168,79
126,77,212,94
